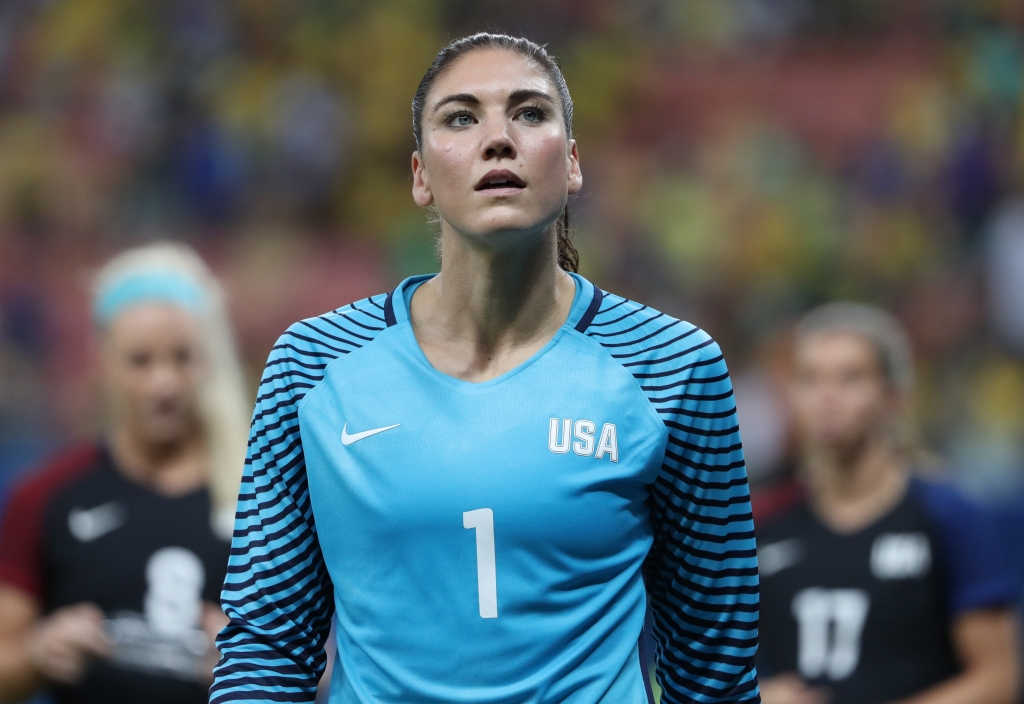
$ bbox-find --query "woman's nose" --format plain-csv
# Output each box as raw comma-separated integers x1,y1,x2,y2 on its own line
481,119,517,160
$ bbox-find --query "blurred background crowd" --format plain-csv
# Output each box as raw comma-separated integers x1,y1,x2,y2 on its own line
2,0,1024,518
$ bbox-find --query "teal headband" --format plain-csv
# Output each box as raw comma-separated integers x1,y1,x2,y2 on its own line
93,271,206,326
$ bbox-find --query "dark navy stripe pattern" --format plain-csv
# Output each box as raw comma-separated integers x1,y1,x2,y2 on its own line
584,291,761,703
210,296,388,702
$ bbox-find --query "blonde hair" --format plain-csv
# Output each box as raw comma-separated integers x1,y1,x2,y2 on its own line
93,242,249,539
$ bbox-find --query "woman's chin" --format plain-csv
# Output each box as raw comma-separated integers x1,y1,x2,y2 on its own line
136,420,193,446
456,212,560,241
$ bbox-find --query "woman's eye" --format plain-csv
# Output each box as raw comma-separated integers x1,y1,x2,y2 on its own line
521,108,544,123
448,113,474,127
128,351,151,368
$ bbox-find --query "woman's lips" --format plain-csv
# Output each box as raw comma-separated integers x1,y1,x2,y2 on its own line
475,169,526,191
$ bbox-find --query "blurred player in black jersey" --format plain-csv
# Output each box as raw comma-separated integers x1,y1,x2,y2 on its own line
0,243,250,704
756,303,1020,704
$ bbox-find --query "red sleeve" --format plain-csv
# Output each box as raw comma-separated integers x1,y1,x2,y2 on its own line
750,477,805,526
0,444,100,600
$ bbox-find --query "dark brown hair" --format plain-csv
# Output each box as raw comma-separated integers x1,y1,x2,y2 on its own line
412,33,579,272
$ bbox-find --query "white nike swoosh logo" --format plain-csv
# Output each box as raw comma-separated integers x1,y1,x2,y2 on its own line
68,502,126,542
341,423,401,446
758,538,804,577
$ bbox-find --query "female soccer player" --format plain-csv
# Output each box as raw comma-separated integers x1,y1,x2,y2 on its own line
211,33,759,704
756,303,1020,704
0,242,250,704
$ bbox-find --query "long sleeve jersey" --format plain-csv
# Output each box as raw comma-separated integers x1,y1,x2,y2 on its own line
210,273,760,703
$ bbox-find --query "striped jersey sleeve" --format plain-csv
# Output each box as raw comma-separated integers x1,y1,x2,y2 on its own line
584,292,761,703
209,295,390,703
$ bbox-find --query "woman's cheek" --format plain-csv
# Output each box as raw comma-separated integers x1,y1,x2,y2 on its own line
433,143,474,195
528,142,570,206
529,133,568,177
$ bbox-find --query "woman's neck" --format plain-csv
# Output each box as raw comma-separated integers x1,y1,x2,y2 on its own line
804,437,908,535
410,225,576,382
108,424,208,496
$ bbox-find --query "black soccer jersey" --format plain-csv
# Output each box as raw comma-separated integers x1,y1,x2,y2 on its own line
755,477,1017,704
0,444,231,704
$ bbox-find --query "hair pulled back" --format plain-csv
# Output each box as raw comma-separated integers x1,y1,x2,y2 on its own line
412,33,579,273
796,302,914,393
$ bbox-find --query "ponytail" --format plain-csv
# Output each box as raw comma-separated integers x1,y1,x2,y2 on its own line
556,205,579,273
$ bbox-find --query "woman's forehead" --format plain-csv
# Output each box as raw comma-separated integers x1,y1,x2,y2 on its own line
795,330,882,370
428,48,555,103
106,302,199,340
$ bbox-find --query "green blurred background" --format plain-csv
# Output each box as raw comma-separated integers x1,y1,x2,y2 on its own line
2,0,1024,506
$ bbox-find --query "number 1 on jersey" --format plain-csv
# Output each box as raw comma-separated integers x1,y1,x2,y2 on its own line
463,508,497,618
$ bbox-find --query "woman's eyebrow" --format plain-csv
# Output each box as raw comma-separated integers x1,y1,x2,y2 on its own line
431,93,479,115
431,89,556,116
507,89,555,106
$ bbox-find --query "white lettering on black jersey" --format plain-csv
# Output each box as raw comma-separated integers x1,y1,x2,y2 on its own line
791,587,869,680
871,532,931,579
755,483,959,704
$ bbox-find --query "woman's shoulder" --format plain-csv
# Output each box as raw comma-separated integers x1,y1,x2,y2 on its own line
580,287,725,375
275,292,393,358
258,293,395,398
5,443,105,507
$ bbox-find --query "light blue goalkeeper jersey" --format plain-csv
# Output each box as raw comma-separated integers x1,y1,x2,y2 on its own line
210,274,760,704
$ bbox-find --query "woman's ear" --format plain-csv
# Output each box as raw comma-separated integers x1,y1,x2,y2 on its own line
412,151,434,207
567,140,582,196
